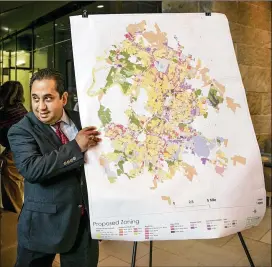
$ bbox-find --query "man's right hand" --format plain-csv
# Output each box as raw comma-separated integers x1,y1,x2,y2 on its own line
75,127,102,152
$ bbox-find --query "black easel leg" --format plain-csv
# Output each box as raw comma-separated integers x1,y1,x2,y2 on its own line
149,241,153,267
131,241,138,267
238,232,255,267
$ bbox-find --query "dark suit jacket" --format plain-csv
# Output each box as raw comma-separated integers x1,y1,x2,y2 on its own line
8,110,89,253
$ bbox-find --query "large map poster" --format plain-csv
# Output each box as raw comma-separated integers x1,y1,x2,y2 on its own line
70,13,266,241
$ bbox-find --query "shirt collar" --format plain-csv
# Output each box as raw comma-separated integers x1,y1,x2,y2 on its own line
59,110,71,126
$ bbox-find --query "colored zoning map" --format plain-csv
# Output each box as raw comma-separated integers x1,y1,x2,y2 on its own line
87,21,246,204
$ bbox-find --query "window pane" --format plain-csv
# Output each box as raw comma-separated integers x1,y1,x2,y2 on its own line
55,11,82,111
17,30,32,69
34,46,54,70
35,23,54,50
17,30,33,111
55,15,71,43
0,42,2,84
34,23,54,71
5,36,16,70
2,39,11,83
55,40,77,110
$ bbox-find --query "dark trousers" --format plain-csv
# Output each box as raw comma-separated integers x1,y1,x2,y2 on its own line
15,214,99,267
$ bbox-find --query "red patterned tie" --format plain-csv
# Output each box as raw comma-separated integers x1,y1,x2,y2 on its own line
55,122,69,144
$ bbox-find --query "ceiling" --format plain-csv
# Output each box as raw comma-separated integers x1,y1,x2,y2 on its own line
0,1,161,40
0,1,70,38
0,1,161,51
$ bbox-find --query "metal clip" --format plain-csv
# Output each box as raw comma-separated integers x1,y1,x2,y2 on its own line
82,10,88,18
205,12,211,16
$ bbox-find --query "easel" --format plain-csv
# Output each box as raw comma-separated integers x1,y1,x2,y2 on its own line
80,9,256,267
130,232,255,267
131,241,153,267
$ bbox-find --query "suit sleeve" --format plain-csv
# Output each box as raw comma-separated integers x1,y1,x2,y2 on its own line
8,124,85,184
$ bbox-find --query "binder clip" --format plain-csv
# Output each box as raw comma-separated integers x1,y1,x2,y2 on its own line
82,10,88,18
205,12,211,16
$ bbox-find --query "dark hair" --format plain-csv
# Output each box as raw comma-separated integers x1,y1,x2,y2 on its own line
0,81,25,108
30,68,65,97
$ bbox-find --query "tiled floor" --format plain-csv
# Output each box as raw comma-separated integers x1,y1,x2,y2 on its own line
1,208,271,267
54,208,271,267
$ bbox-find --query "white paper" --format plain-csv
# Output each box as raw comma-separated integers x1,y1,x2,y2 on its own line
70,13,266,241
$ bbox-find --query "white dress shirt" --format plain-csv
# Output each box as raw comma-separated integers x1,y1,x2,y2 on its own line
50,110,78,141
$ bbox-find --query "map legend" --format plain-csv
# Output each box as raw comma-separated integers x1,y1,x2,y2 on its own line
145,227,149,240
168,223,188,233
190,221,201,230
224,218,238,229
206,219,222,231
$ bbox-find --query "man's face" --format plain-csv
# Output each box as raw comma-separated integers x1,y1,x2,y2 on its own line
31,79,68,125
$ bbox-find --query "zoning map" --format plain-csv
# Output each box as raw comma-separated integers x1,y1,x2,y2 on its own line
71,14,266,241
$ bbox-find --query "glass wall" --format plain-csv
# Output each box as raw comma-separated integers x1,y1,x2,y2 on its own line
8,36,16,81
54,13,77,110
17,29,33,110
1,33,32,110
0,42,2,85
2,39,11,83
0,1,162,110
34,23,54,71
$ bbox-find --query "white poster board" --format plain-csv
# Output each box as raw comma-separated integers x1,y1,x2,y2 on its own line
70,13,266,241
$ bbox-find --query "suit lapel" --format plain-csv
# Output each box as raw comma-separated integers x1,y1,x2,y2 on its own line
27,110,82,147
27,112,62,147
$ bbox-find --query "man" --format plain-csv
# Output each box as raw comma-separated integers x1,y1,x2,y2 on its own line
8,68,101,267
